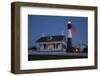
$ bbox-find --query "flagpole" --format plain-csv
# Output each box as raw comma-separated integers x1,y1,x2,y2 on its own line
80,23,83,51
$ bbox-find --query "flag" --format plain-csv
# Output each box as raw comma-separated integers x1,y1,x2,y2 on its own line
71,24,77,35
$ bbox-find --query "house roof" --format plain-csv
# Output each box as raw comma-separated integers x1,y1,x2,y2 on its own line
36,35,66,42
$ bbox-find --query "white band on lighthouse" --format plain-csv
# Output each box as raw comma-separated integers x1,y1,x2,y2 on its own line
68,29,72,38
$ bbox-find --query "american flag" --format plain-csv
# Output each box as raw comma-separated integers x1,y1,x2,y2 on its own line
71,24,77,35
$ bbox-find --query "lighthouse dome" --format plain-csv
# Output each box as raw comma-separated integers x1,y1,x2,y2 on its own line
68,20,71,24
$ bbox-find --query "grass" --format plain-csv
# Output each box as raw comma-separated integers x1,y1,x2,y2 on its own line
28,55,88,61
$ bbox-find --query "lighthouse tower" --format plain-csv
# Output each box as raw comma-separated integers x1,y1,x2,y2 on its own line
67,20,73,52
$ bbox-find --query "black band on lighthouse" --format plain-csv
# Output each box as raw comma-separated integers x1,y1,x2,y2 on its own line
67,24,72,29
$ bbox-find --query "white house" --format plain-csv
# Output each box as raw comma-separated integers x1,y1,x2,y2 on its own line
36,35,67,52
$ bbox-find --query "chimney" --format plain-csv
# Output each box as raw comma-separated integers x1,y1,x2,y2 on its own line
42,32,45,37
61,31,64,35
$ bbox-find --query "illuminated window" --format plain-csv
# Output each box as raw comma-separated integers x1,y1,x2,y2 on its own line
48,44,54,49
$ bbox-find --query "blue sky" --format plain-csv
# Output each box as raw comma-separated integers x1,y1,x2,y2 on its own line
28,15,88,48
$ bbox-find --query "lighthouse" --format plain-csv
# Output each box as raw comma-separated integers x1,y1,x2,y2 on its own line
67,20,73,52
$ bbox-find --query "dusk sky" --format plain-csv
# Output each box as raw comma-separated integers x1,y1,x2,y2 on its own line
28,15,88,48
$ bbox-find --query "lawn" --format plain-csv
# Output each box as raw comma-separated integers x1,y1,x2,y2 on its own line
28,55,88,61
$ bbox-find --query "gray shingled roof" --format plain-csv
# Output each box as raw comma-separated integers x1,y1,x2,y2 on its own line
36,35,66,42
